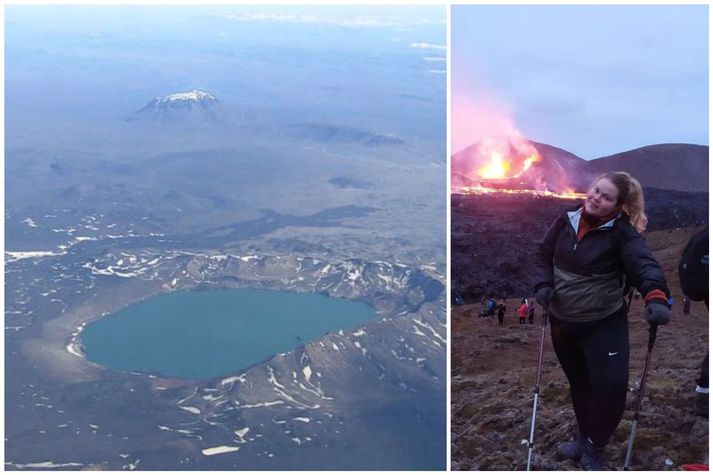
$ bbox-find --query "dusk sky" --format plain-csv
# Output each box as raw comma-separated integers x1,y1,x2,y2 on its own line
452,5,708,159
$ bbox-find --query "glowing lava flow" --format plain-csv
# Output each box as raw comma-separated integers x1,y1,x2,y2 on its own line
454,185,586,200
478,152,510,179
477,149,540,180
514,154,538,178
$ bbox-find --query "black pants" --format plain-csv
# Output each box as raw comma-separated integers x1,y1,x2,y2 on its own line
550,305,629,448
497,313,504,324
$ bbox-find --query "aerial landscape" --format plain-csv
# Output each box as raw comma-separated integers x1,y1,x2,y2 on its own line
5,6,446,470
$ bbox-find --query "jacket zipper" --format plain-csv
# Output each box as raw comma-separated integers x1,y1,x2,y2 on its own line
571,224,613,253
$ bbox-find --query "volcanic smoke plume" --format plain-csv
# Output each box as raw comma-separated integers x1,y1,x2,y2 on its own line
451,94,587,196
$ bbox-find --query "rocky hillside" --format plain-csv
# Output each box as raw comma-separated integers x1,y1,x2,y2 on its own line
451,226,709,471
583,144,709,193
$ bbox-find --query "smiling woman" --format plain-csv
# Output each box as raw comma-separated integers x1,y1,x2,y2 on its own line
80,288,377,380
532,170,670,469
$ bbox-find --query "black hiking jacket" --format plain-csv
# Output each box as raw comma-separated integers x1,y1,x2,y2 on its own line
533,207,670,322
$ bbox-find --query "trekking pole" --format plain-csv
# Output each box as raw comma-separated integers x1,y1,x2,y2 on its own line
624,324,658,470
526,306,549,471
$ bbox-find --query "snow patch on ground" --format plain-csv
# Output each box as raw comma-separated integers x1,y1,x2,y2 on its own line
241,400,285,409
65,342,84,358
7,461,84,469
221,374,247,386
6,250,64,263
234,427,250,443
202,445,240,456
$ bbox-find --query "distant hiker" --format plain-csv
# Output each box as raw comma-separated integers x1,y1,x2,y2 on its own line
683,297,691,316
528,301,536,324
453,290,464,306
534,171,671,470
487,297,497,318
497,299,507,325
517,299,528,324
678,226,708,417
679,227,709,306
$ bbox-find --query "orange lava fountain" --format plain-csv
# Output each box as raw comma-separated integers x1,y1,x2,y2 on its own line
478,152,510,179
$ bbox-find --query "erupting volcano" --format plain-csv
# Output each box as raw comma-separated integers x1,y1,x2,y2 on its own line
453,138,708,198
452,137,587,199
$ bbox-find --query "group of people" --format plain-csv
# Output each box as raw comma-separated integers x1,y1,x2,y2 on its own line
479,297,539,325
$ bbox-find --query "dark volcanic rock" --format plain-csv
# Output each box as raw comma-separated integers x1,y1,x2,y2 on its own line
451,189,708,303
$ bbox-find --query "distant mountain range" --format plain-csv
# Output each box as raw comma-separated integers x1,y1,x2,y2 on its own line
125,90,406,148
452,140,709,192
286,123,404,147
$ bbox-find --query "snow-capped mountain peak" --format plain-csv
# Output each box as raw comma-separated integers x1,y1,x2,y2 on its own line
128,89,229,125
156,90,217,104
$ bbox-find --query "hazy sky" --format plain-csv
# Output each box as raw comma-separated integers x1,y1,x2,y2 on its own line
6,5,446,142
452,5,708,159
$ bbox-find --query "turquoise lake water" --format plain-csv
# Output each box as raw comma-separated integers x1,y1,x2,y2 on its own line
81,288,376,380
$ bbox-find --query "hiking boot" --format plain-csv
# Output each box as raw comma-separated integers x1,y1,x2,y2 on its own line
555,435,586,461
581,440,609,471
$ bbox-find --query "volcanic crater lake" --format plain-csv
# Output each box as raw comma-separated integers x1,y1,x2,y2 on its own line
81,288,377,380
